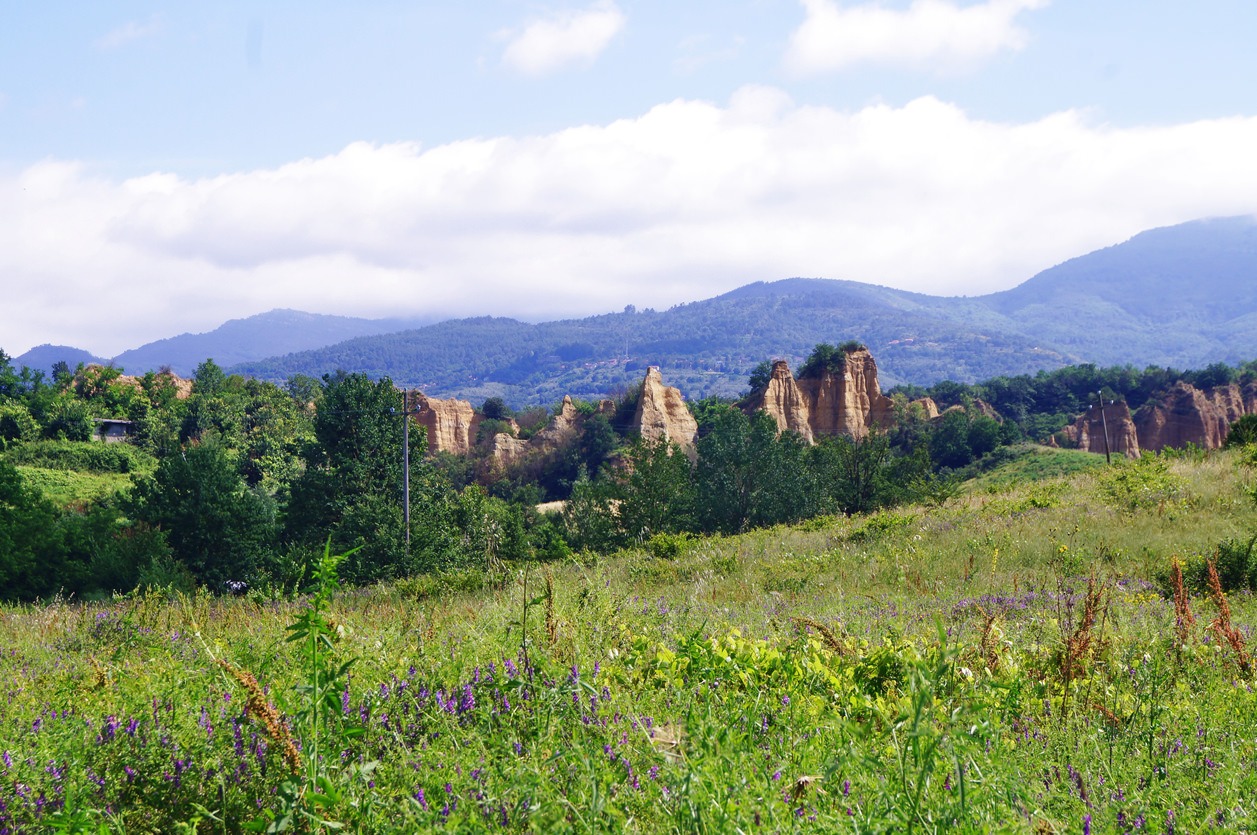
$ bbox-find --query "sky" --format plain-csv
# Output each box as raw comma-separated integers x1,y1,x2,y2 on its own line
4,0,1257,358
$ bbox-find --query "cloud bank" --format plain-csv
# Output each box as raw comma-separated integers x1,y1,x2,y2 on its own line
4,89,1257,356
500,1,626,75
785,0,1049,74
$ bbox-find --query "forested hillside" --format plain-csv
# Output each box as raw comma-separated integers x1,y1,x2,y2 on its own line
3,343,1256,604
228,218,1257,405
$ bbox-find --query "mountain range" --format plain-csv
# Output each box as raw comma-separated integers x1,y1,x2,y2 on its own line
13,216,1257,406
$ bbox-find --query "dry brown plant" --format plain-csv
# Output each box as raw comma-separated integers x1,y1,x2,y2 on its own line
977,605,1003,671
217,659,303,774
1062,576,1102,681
1205,561,1252,676
1170,557,1195,649
791,616,848,655
1092,701,1122,729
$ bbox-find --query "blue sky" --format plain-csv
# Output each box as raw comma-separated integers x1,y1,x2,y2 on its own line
4,1,1257,357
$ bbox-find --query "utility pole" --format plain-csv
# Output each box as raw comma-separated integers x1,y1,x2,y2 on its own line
402,389,411,549
1097,390,1112,465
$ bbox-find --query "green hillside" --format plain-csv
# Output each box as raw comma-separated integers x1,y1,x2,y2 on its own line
3,444,1255,831
229,217,1257,406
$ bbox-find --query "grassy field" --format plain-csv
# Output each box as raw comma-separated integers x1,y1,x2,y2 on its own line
2,446,1256,832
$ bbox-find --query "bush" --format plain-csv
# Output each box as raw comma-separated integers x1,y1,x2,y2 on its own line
0,401,39,449
647,531,692,560
1224,414,1257,448
1,439,156,474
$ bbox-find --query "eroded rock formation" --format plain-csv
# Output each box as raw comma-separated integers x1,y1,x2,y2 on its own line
1133,380,1257,451
630,367,700,452
749,348,895,442
414,393,482,456
755,361,814,443
1062,400,1141,459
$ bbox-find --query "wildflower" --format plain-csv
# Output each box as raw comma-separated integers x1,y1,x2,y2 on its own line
414,787,429,810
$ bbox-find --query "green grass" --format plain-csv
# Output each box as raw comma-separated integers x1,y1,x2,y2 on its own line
963,444,1107,493
15,464,135,508
2,447,1256,832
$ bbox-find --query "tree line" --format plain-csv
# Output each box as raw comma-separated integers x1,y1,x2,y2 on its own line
3,345,1254,602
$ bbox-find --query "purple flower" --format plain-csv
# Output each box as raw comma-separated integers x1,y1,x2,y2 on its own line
414,787,428,810
1083,814,1091,835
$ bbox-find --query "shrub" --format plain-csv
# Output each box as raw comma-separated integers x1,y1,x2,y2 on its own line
2,438,156,474
1224,414,1257,448
647,531,692,560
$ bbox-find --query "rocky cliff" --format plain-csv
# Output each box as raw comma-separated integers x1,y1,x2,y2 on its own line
755,361,814,443
414,393,482,456
631,367,700,452
748,348,895,442
1062,400,1141,459
1133,380,1257,451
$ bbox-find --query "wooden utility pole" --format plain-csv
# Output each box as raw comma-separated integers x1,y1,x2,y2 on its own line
1097,390,1112,465
402,389,411,549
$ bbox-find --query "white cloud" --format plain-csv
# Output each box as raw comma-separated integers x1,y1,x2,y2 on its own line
96,16,163,50
784,0,1049,75
500,1,626,75
3,90,1257,357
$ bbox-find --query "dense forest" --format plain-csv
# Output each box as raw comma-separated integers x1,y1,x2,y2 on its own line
2,346,1255,603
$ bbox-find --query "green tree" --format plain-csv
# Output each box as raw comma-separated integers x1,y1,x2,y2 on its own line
0,401,39,449
811,433,896,516
181,359,246,444
285,372,449,584
746,360,773,395
561,467,620,553
929,409,976,470
614,437,695,542
694,409,813,534
128,441,276,590
1224,414,1257,448
0,460,67,600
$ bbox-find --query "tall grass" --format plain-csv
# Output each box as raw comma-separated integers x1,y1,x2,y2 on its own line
1,447,1255,831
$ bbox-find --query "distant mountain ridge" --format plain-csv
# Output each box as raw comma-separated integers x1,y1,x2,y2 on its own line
15,309,434,378
13,216,1257,404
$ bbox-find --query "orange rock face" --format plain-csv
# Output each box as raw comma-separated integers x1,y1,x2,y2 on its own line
630,367,699,452
1133,381,1257,451
749,348,895,442
756,360,814,443
413,393,482,456
1062,400,1141,459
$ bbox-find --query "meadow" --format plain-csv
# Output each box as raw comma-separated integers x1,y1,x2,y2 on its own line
2,445,1256,833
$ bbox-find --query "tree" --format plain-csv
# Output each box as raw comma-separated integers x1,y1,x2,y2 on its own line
929,409,976,470
128,441,275,590
481,397,513,420
285,372,449,584
0,460,67,600
614,437,694,542
746,360,773,395
694,409,813,534
0,401,39,449
181,360,245,444
1224,414,1257,448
